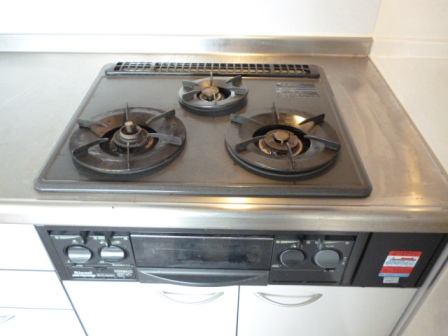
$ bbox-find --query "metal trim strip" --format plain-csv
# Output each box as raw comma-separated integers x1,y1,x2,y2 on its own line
0,35,372,56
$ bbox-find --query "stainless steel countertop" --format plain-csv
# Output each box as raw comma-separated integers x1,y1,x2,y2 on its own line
1,51,447,232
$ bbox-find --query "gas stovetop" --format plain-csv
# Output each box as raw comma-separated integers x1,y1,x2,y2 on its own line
35,62,371,197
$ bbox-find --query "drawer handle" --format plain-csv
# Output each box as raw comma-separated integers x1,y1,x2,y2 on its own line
254,292,323,307
0,315,15,324
158,291,224,305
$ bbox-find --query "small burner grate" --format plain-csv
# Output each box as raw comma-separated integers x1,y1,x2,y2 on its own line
178,73,248,115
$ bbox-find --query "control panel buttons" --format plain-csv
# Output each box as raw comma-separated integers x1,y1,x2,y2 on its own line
100,245,126,262
67,245,92,264
314,249,341,269
279,249,306,267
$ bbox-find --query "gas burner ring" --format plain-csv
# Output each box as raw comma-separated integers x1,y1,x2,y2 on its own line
198,85,224,102
111,121,152,151
120,121,142,140
259,129,303,156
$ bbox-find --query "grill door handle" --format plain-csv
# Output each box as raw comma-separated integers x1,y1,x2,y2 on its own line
137,268,268,286
0,315,15,324
158,291,224,305
254,292,322,307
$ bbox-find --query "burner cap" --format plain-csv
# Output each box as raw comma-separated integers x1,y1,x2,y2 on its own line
178,75,248,115
70,107,186,175
225,106,340,180
111,121,154,152
259,129,303,156
199,85,222,102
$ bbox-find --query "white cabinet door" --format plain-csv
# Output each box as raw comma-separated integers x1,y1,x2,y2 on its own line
238,285,417,336
0,271,72,309
64,281,238,336
0,308,85,336
0,224,53,270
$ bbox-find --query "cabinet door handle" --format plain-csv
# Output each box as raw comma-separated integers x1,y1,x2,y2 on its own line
158,291,224,305
254,292,323,307
0,315,15,324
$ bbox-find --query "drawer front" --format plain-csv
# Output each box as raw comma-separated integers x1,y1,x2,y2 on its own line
64,281,238,336
0,271,71,309
238,285,416,336
0,308,85,336
0,224,53,270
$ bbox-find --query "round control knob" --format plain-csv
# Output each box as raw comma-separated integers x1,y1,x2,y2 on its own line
279,249,306,267
100,245,126,262
314,249,341,269
67,245,92,264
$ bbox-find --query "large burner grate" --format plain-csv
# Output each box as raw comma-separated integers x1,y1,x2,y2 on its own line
225,104,341,180
69,105,186,175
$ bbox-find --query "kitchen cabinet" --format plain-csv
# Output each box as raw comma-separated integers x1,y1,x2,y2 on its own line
238,285,417,336
64,281,239,336
0,309,83,336
0,224,85,336
0,270,73,308
64,281,417,336
0,224,53,270
0,270,85,335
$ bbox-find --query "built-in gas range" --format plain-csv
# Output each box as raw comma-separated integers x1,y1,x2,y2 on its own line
35,62,371,197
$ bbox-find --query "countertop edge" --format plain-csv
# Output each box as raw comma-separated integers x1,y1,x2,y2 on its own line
1,201,447,233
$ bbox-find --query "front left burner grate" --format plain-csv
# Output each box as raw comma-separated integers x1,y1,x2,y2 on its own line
69,105,186,175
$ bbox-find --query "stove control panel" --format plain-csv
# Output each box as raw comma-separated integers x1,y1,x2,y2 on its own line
50,231,136,280
44,229,357,285
270,235,355,284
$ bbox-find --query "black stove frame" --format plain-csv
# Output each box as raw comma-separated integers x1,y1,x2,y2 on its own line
35,62,372,197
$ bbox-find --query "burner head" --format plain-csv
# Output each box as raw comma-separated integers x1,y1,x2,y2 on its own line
110,121,156,153
225,107,340,180
199,85,223,102
259,129,304,156
70,107,186,175
178,75,248,115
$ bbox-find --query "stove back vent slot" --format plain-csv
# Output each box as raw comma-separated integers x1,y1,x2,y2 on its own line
106,62,320,78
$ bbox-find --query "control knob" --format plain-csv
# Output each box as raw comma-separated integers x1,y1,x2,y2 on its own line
314,249,341,269
100,245,126,262
67,245,92,264
279,249,306,267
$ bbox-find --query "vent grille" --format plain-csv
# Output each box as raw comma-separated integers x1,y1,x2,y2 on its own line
106,62,320,78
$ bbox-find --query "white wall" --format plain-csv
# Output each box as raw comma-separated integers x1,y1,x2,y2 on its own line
371,0,448,173
372,0,448,58
374,0,448,41
1,0,380,37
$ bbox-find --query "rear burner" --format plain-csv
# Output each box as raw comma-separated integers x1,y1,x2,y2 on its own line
69,105,186,175
178,72,248,115
225,104,341,180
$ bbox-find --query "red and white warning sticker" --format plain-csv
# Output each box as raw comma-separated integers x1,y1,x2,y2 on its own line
379,251,422,278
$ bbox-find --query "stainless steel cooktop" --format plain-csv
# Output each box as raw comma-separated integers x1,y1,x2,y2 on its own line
35,62,371,197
